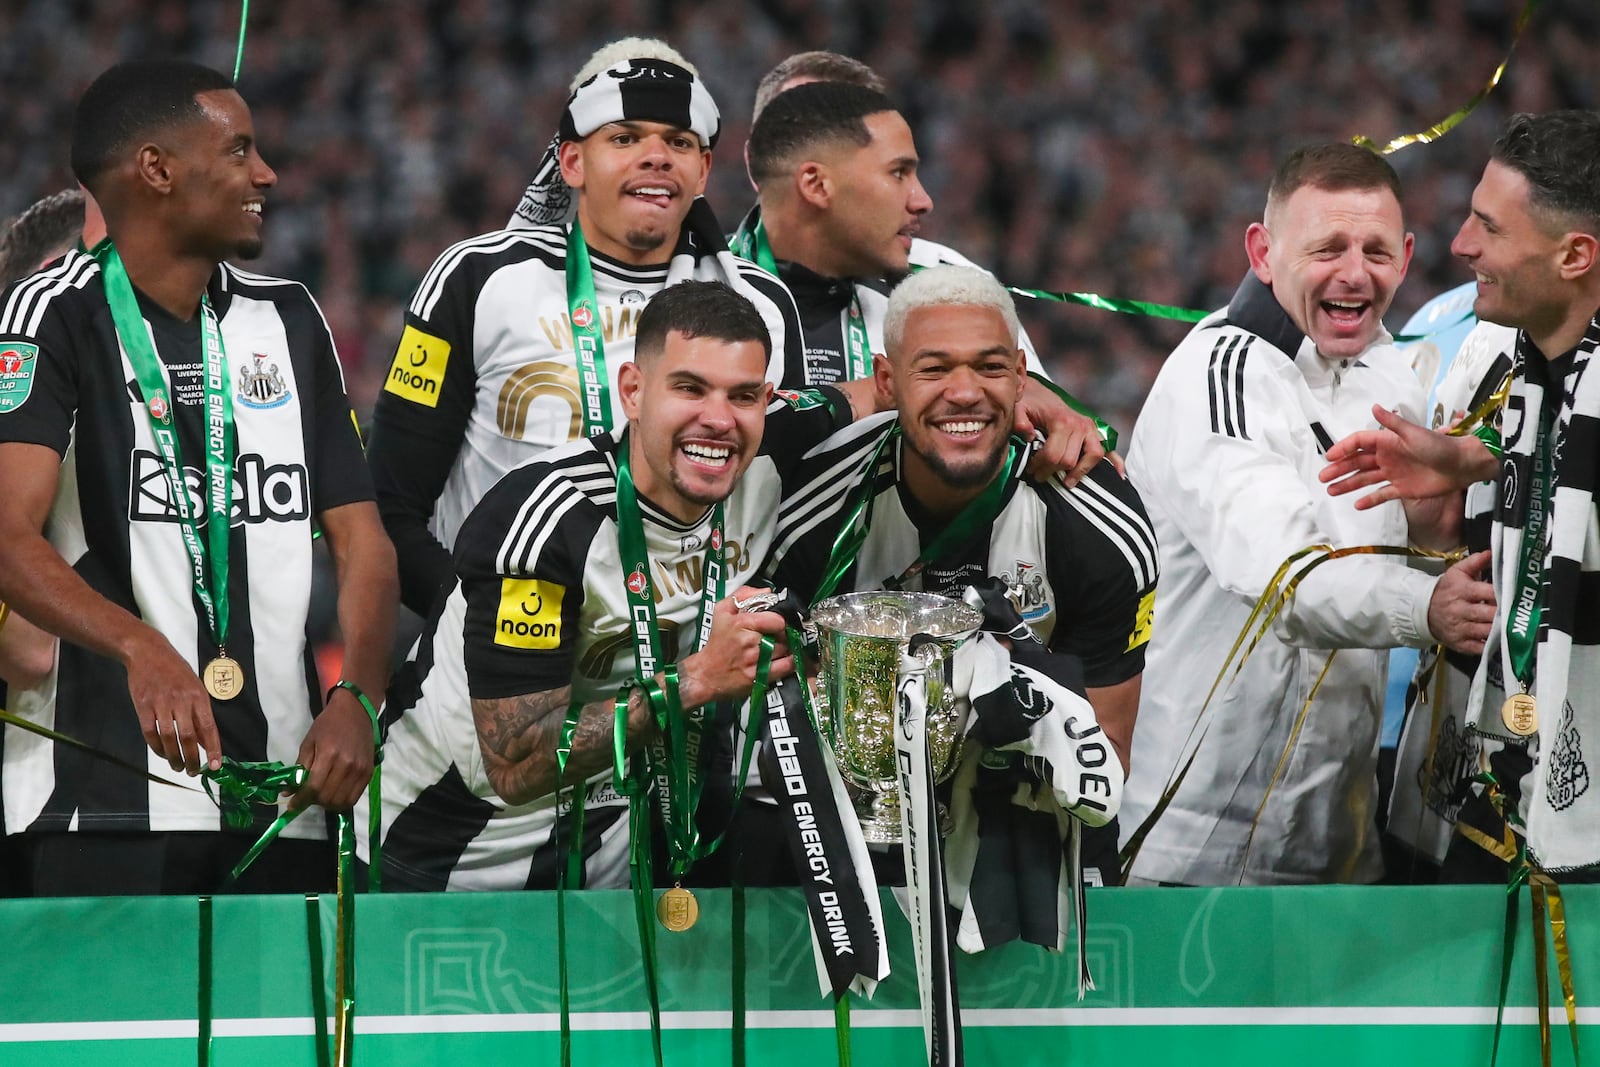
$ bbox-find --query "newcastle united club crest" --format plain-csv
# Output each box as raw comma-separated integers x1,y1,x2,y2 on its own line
237,352,291,409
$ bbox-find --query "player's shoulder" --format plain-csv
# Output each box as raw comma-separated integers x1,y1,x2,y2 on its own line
458,438,616,573
1033,462,1158,590
0,248,102,336
409,226,567,318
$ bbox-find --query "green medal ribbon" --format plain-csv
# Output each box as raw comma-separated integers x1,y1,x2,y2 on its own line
1505,409,1553,695
732,217,873,381
614,435,725,878
813,425,1026,602
566,219,615,437
96,243,236,666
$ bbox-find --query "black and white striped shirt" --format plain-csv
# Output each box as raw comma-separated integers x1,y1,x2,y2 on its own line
360,394,850,890
0,252,372,837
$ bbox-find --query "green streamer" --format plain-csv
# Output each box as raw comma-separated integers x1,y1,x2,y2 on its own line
835,994,852,1067
232,0,250,82
197,896,213,1067
732,875,747,1067
306,895,332,1067
333,814,356,1067
1007,283,1207,323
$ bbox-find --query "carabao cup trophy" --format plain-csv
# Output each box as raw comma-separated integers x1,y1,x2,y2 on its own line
811,591,982,843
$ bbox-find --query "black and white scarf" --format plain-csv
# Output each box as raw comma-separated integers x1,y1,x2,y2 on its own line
1468,315,1600,873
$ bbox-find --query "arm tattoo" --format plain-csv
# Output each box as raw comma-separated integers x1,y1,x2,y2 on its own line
473,685,651,805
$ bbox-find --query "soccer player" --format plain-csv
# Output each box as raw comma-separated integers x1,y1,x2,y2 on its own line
0,60,397,895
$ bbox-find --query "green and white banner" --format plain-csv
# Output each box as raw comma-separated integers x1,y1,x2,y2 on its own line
0,886,1593,1065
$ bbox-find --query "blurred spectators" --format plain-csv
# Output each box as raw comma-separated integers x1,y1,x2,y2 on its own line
1,0,1593,438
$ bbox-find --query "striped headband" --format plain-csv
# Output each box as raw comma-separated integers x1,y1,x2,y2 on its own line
560,57,721,149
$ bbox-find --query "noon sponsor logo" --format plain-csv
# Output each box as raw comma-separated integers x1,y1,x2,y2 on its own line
128,451,309,525
493,577,565,649
384,325,450,407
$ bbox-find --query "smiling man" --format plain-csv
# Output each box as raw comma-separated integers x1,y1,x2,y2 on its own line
1321,111,1600,883
370,38,808,616
1119,144,1489,886
763,266,1156,887
0,60,396,895
360,282,861,891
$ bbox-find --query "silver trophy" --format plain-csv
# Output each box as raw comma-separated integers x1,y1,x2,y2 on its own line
811,591,982,843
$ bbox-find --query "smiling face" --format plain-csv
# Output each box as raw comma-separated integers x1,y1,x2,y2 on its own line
1246,183,1412,360
169,89,276,262
561,120,710,265
1451,160,1572,337
618,328,771,522
882,303,1024,514
818,111,931,278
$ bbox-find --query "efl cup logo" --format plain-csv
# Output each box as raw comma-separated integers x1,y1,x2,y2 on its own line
149,391,171,422
627,567,648,597
571,302,596,330
710,528,722,551
0,349,24,374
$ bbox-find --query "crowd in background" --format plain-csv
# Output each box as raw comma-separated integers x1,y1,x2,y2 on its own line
1,0,1596,433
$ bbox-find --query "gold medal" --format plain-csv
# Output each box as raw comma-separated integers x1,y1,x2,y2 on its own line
1501,692,1538,737
656,885,699,932
203,655,245,701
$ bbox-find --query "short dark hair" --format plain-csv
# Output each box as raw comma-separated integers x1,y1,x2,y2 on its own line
0,189,86,288
1491,111,1600,236
635,281,772,362
71,60,234,192
1265,143,1402,217
747,82,897,187
752,51,887,121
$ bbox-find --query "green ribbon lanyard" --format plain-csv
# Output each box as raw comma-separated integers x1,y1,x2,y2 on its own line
1505,408,1554,696
813,426,1026,603
614,435,725,880
566,219,614,437
96,243,235,666
732,216,873,382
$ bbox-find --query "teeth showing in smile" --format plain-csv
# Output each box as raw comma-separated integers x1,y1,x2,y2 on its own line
939,420,985,436
1476,273,1492,284
244,203,262,214
683,443,731,466
632,187,671,198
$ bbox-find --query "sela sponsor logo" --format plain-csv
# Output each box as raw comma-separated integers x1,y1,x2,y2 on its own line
128,451,309,525
237,352,291,409
0,342,40,413
384,325,450,408
494,577,564,650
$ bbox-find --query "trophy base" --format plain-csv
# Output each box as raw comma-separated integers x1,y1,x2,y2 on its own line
849,787,952,844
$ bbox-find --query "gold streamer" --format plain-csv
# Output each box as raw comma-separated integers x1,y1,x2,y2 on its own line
1352,0,1540,155
1543,880,1581,1065
1236,652,1338,881
1532,879,1554,1067
1445,370,1514,438
1119,542,1456,880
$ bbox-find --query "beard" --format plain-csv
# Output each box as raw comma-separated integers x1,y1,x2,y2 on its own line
624,227,670,255
907,429,1009,490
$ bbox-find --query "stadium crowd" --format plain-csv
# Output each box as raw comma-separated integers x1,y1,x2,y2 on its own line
2,0,1596,432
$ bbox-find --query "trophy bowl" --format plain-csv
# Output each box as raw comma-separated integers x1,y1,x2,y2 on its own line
811,591,982,843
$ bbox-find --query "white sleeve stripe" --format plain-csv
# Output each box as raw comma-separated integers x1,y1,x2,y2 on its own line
772,451,887,564
411,230,560,320
1056,482,1158,590
495,456,614,573
1,254,97,335
497,475,585,573
1074,475,1159,567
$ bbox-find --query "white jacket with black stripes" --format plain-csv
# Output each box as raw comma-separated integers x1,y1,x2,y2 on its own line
1120,275,1441,886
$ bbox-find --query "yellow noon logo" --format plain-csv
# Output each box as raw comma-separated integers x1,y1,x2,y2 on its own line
1126,588,1156,652
495,578,564,649
384,325,450,408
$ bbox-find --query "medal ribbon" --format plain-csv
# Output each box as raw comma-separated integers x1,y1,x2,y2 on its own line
1505,410,1552,696
566,220,615,437
731,217,872,380
814,427,1027,603
96,243,235,662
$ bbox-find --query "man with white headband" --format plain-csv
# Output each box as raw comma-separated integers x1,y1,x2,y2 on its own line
369,38,809,615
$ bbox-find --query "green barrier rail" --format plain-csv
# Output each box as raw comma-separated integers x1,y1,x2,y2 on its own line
0,886,1593,1065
